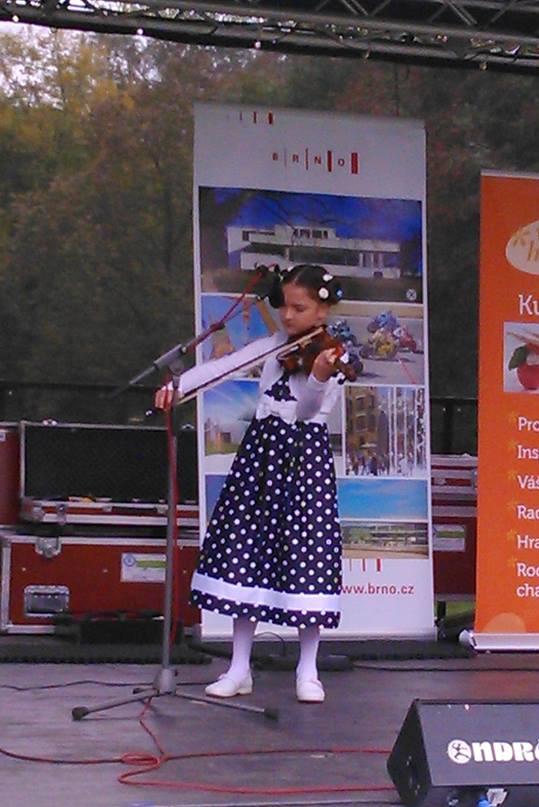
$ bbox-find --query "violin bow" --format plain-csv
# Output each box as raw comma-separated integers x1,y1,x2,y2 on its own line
176,325,325,405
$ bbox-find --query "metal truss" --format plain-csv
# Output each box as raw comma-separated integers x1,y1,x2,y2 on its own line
0,0,538,73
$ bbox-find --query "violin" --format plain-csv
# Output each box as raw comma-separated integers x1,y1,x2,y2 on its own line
277,327,358,382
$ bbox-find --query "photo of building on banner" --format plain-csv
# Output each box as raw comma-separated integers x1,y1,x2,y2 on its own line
193,104,432,638
199,187,423,303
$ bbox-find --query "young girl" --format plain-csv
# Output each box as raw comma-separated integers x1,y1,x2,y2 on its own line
155,264,345,703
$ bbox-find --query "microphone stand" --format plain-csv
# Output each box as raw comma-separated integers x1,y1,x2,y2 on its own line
72,277,279,723
109,262,275,400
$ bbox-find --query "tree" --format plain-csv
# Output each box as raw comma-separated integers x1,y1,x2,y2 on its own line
0,28,536,410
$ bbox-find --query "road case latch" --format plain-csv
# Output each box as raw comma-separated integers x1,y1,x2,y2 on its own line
34,536,62,559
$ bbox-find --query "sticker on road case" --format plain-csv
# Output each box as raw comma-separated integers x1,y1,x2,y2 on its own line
433,524,466,552
121,553,166,583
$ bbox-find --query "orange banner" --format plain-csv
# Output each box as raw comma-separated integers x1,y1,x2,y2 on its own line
475,171,539,644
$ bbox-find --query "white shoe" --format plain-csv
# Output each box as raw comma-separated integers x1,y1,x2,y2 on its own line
296,678,325,703
205,672,253,698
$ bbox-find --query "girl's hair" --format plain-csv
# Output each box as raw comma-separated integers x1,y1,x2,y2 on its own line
276,264,343,307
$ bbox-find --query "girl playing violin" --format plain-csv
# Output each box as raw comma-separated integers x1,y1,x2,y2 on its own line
155,264,345,703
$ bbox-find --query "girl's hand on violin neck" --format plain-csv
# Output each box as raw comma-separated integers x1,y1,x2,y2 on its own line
154,383,176,410
312,348,340,382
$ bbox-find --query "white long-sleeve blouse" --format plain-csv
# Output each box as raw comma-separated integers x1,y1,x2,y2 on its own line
177,332,342,425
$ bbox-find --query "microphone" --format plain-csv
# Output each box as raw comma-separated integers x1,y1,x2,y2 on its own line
254,262,281,277
254,263,284,308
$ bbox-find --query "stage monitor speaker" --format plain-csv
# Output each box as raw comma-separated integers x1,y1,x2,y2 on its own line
387,699,539,807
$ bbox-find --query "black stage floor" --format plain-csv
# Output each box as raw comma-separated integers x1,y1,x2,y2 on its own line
2,648,539,807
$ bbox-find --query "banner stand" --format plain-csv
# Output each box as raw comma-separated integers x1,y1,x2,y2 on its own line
473,170,539,651
461,631,539,652
194,103,433,639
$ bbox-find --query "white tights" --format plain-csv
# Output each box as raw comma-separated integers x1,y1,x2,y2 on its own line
226,616,257,680
226,616,321,681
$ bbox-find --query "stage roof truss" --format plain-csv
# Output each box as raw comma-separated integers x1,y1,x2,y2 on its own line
0,0,538,72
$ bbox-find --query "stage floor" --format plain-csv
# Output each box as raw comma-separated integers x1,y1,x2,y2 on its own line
2,652,539,807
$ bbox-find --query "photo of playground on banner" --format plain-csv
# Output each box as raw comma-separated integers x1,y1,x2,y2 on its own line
200,294,425,386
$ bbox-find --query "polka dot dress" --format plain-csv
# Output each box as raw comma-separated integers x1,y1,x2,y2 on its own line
191,373,342,628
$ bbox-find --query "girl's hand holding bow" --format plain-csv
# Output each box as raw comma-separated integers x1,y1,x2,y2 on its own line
154,383,182,410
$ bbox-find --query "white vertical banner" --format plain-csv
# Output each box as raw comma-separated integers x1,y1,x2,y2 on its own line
193,103,433,638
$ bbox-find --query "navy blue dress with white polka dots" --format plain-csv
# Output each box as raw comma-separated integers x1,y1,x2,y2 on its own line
190,372,342,628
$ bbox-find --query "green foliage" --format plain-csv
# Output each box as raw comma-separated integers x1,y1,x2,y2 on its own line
0,28,536,414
